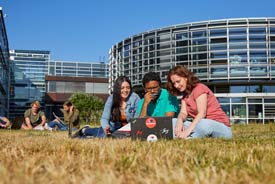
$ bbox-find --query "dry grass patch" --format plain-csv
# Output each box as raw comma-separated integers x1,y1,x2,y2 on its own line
0,124,275,184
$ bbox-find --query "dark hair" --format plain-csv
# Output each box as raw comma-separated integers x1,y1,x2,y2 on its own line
63,100,72,107
110,76,132,123
142,72,161,86
167,65,200,96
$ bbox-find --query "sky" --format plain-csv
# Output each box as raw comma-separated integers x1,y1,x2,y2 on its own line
0,0,275,62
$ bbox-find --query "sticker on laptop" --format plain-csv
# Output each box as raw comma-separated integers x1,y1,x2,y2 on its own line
147,134,158,142
145,117,156,128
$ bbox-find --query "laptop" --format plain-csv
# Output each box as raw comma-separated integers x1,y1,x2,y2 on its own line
130,116,174,141
53,112,65,126
53,112,73,137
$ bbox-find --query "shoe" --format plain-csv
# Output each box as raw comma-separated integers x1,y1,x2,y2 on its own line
71,125,91,138
33,125,45,131
44,123,53,131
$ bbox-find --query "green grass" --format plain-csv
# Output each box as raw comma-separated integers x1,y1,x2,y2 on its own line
0,124,275,184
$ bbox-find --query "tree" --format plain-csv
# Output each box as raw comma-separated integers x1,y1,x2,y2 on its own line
69,93,105,126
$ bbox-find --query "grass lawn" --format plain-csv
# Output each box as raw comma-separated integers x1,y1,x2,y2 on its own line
0,124,275,184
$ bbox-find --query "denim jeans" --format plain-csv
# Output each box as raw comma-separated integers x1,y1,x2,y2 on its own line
83,127,106,138
48,121,68,131
172,118,232,139
0,122,6,128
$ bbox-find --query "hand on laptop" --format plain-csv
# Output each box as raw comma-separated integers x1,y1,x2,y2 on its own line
175,120,194,139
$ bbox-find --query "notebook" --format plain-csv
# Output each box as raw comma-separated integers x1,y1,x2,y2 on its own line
130,116,174,141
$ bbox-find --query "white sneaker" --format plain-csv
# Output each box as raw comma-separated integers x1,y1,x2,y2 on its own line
44,123,53,131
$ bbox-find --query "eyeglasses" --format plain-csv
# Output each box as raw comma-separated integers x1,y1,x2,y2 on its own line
145,86,160,92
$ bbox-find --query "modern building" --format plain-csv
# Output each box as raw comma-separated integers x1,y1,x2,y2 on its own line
109,17,275,124
0,7,10,116
48,60,108,78
45,60,109,119
9,50,50,119
9,51,109,120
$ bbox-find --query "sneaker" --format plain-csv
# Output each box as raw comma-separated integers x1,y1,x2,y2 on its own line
44,123,53,131
71,125,91,138
33,125,45,131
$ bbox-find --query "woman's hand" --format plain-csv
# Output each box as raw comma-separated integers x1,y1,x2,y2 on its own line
175,119,184,137
175,119,193,139
103,126,111,136
178,128,192,139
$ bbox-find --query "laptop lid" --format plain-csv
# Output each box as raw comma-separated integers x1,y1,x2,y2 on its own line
53,112,65,125
130,116,173,141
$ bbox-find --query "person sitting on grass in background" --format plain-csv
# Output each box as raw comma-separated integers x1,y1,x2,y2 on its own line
166,65,232,139
48,101,80,131
138,72,179,118
72,76,140,138
0,115,11,129
21,100,48,130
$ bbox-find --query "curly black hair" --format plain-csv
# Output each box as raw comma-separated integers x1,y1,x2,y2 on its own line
142,72,161,86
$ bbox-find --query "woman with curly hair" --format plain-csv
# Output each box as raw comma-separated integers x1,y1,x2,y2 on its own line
167,65,232,139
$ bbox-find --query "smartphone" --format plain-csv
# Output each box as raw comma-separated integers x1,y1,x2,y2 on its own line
151,93,159,97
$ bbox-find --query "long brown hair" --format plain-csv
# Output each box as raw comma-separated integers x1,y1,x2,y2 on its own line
110,76,132,123
166,65,200,96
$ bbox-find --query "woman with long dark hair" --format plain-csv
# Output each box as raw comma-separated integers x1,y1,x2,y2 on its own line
73,76,140,138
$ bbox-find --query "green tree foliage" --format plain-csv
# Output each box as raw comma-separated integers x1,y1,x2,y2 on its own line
69,93,105,125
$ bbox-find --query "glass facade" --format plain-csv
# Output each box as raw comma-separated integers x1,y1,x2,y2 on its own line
0,7,10,116
109,17,275,124
48,61,108,78
9,56,109,119
9,50,50,119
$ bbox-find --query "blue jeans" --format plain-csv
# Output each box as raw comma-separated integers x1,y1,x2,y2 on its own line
48,121,68,131
83,127,106,138
173,118,232,139
0,122,6,128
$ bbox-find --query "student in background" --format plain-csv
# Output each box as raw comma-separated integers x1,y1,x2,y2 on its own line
48,101,80,131
21,100,47,130
166,65,232,139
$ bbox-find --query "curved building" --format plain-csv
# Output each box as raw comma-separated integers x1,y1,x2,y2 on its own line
109,17,275,124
